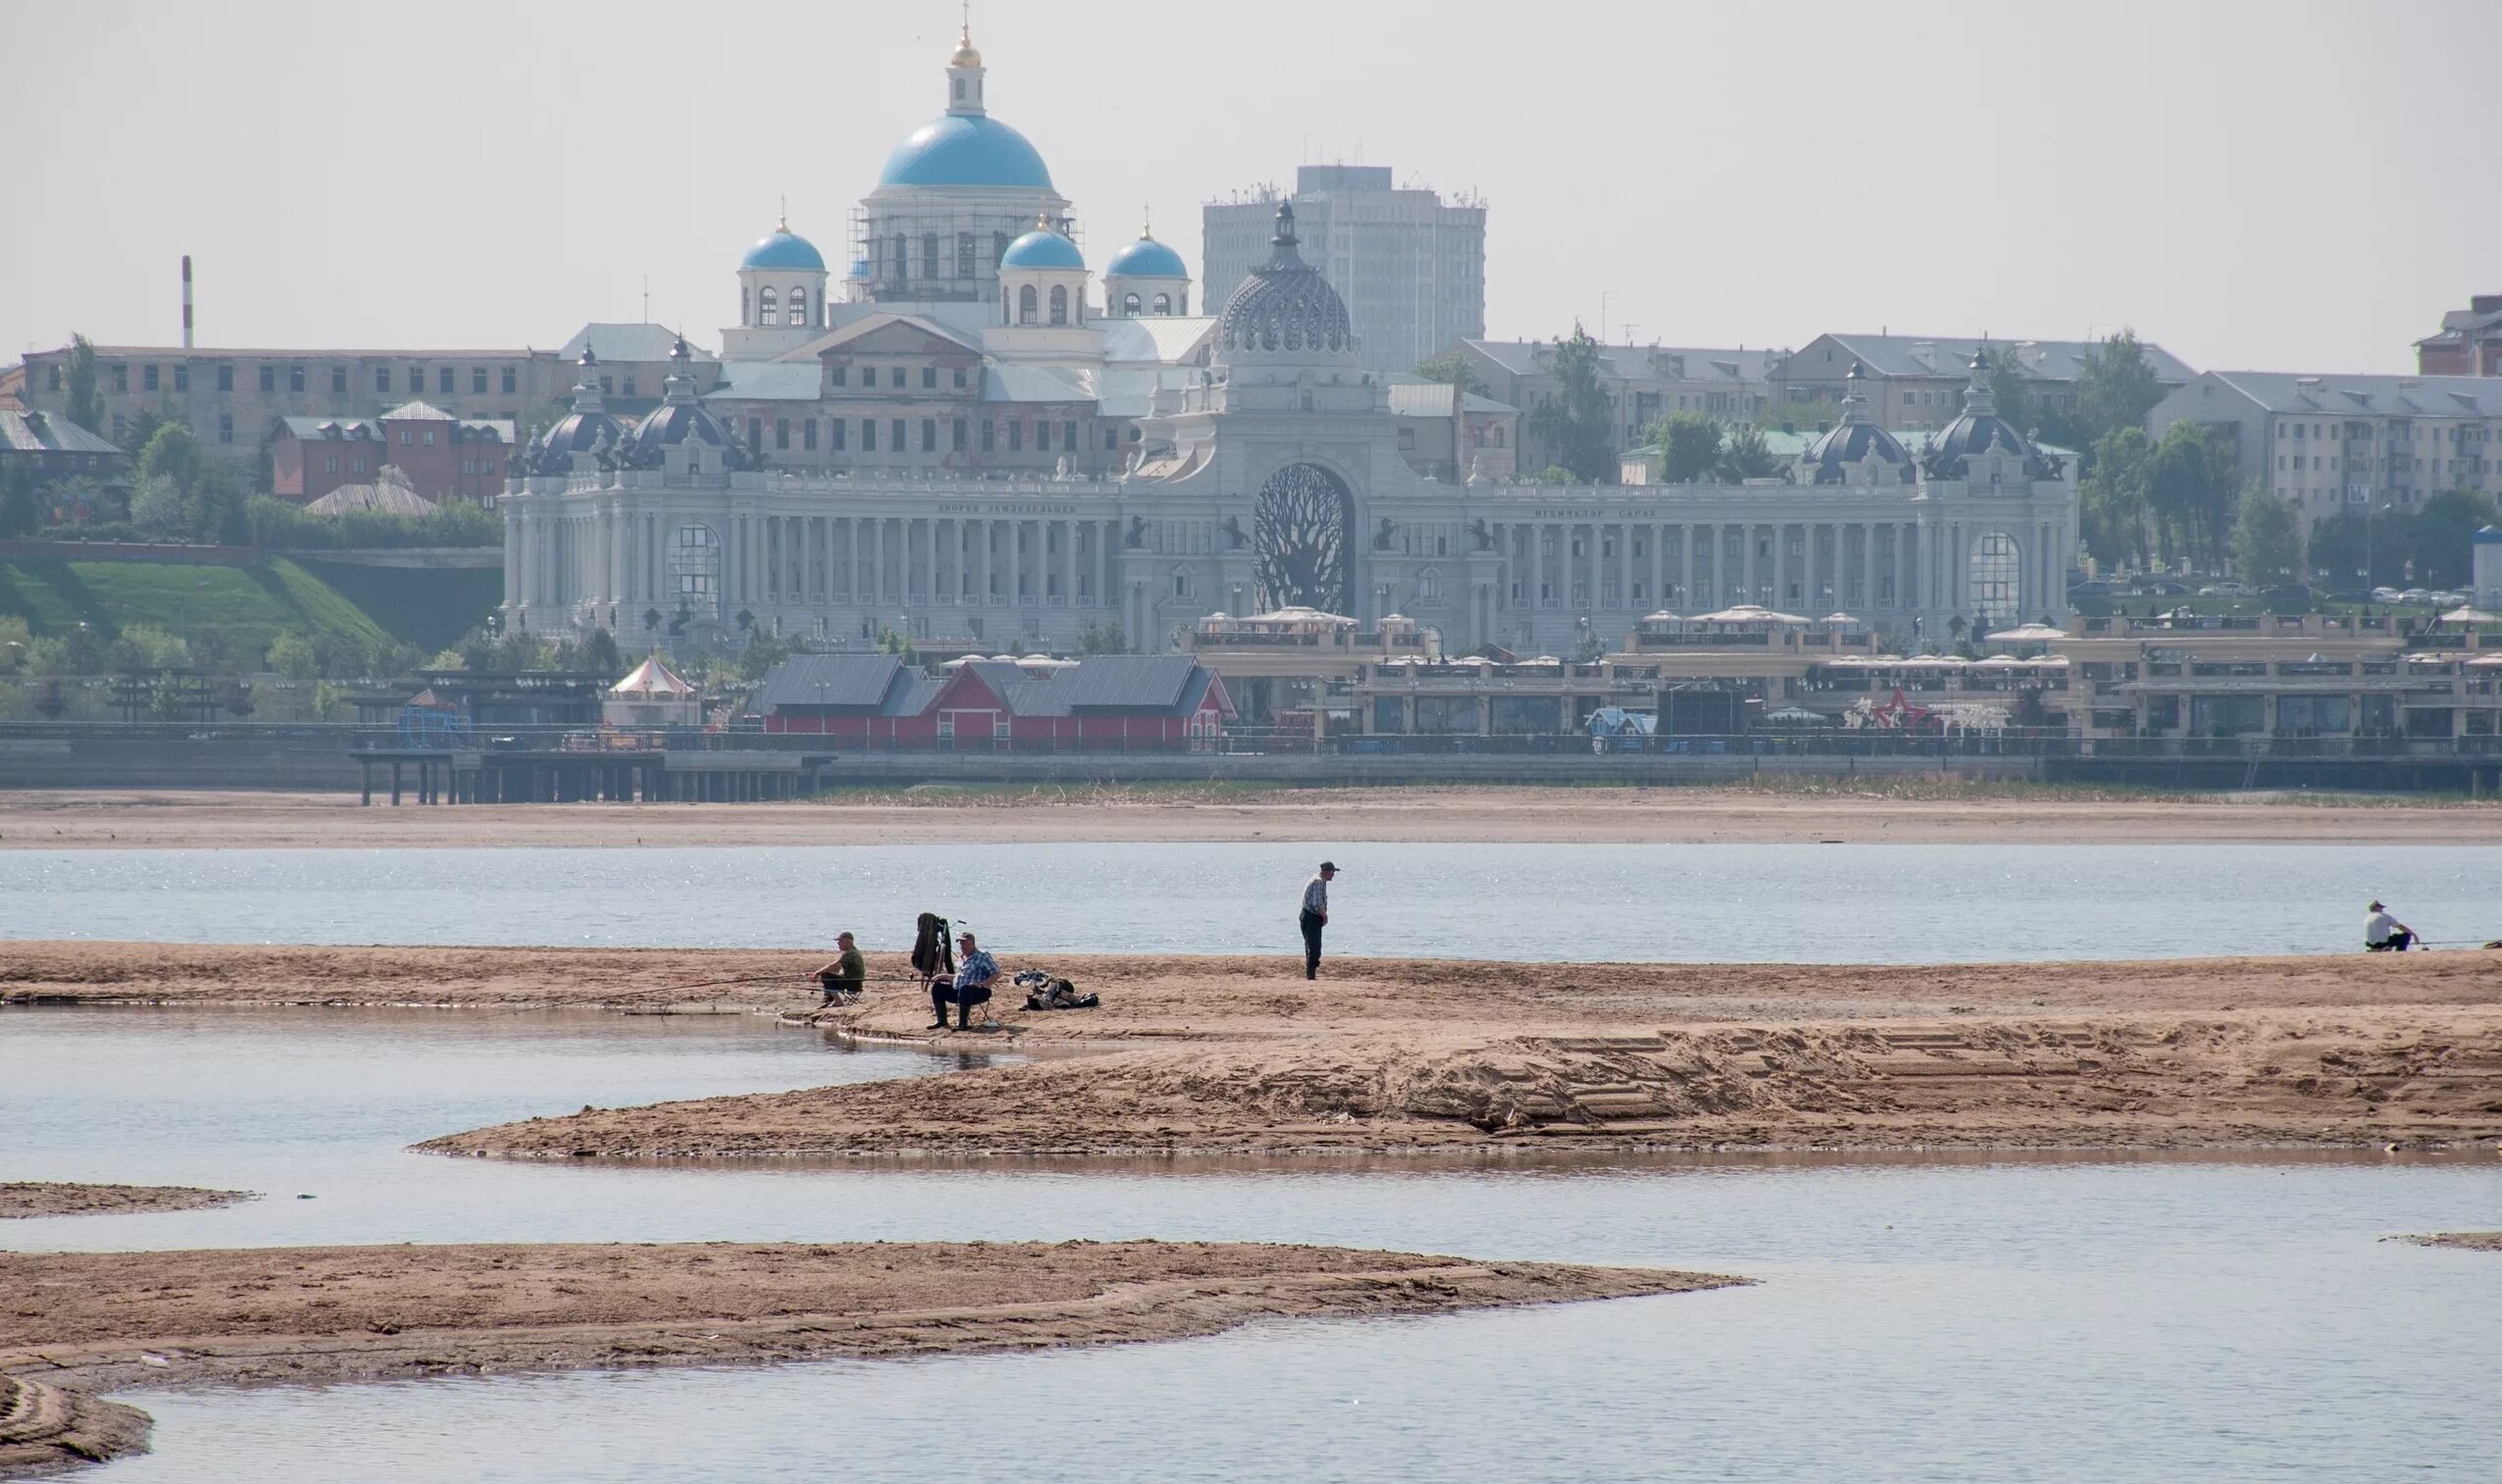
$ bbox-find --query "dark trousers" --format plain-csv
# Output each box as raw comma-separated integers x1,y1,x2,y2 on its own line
931,980,990,1025
1300,910,1325,979
2368,930,2414,951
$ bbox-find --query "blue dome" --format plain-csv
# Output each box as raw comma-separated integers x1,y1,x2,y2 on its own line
879,113,1053,189
740,229,825,272
1104,235,1187,280
1000,227,1084,270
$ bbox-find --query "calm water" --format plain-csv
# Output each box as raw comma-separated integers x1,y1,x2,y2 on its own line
6,1009,2501,1482
8,842,2502,961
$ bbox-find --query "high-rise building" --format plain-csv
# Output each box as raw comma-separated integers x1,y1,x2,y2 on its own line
1203,166,1485,377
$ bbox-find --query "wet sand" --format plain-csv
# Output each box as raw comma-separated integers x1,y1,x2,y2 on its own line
2413,1231,2502,1251
0,1185,252,1221
14,940,2497,1156
0,1241,1732,1472
2,787,2496,847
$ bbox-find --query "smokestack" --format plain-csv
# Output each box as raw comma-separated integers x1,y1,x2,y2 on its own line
181,256,194,349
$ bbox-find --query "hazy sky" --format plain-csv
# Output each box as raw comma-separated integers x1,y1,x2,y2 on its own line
9,0,2496,375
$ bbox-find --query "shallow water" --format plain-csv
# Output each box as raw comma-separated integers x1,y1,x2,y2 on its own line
8,841,2502,961
7,1008,2502,1481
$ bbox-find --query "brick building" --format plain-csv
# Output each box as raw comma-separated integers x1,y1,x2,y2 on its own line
271,401,515,504
2418,294,2502,377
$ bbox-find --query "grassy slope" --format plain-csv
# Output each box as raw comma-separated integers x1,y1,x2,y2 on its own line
290,560,502,652
0,557,390,651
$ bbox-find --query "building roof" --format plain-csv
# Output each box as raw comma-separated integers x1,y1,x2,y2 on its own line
803,312,984,359
982,363,1094,405
740,226,826,273
609,655,696,697
1465,340,1780,384
2192,370,2502,417
1000,225,1085,270
1797,333,2196,385
878,113,1054,189
1104,233,1188,280
1096,316,1215,367
304,467,438,516
379,400,456,422
0,409,123,456
704,362,824,402
279,415,382,440
752,653,907,710
1384,375,1516,419
279,410,512,442
31,343,536,361
560,324,719,365
1056,653,1200,709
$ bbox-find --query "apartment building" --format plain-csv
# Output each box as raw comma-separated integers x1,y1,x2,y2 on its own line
1453,339,1781,477
2147,371,2502,527
1774,333,2196,433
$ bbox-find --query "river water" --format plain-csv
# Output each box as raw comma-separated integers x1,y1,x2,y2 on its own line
8,842,2502,960
6,1007,2500,1482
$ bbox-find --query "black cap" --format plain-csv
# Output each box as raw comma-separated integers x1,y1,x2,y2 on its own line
1319,861,1338,872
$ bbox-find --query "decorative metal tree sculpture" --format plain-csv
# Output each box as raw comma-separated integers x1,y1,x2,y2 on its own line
1252,463,1349,612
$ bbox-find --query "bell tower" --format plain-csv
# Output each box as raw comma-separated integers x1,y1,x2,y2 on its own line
946,11,986,115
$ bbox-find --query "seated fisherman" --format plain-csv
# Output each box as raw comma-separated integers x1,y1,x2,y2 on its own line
813,932,865,1006
2365,900,2416,952
931,930,999,1030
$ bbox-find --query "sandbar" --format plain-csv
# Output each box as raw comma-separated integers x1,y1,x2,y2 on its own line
0,1185,252,1221
2411,1231,2502,1251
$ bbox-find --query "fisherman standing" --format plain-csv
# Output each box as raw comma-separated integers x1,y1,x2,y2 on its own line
2366,900,2417,952
1299,861,1338,980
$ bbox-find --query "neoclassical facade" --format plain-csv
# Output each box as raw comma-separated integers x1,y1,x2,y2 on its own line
501,25,2073,656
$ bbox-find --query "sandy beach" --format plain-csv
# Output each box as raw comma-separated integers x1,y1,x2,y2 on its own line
0,1185,252,1221
2414,1231,2502,1251
16,941,2501,1155
2,786,2498,848
0,1242,1730,1475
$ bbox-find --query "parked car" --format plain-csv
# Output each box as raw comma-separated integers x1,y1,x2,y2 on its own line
2400,588,2432,606
2372,587,2404,603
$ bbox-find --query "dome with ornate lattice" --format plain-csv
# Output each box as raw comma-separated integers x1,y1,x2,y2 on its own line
1216,203,1355,363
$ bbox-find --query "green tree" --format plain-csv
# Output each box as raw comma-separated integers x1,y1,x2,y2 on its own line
1078,621,1127,654
109,625,191,674
63,335,103,435
0,616,30,672
2230,486,2303,587
129,474,189,537
2409,488,2500,589
1646,411,1722,484
1714,422,1781,482
122,406,181,463
2146,423,2238,567
1524,323,1616,484
2079,427,2154,569
1980,348,2036,437
1409,350,1490,399
2069,330,2168,469
2307,510,2413,591
1532,464,1577,485
148,671,189,721
0,460,39,538
580,628,624,679
266,633,320,683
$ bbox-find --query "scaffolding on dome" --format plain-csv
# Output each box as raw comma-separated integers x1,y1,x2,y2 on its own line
844,206,1086,306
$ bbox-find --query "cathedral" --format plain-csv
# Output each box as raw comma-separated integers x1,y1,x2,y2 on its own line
501,25,2078,656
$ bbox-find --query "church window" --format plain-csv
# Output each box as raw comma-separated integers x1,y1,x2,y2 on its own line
922,234,941,279
923,366,938,389
952,77,964,102
891,367,907,388
1151,292,1171,315
830,366,846,386
1173,569,1192,599
1018,285,1038,325
956,231,976,278
788,287,808,327
993,231,1010,266
953,368,968,388
740,287,750,324
758,286,778,323
1048,284,1068,325
893,234,908,279
1123,292,1141,316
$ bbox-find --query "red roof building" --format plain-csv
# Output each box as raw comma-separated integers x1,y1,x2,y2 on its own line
754,652,1228,749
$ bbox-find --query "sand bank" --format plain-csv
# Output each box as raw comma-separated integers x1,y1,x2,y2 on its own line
0,1375,149,1477
0,1241,1732,1474
2412,1231,2502,1251
2,787,2497,848
0,1185,252,1221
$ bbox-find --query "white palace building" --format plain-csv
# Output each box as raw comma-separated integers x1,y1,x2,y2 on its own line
500,25,2078,656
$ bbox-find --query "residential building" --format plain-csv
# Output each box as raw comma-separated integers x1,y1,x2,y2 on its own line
0,409,128,495
2417,293,2502,377
1454,339,1782,478
559,325,721,418
2147,371,2502,528
14,344,566,466
1204,166,1486,377
1773,333,2196,433
270,401,515,505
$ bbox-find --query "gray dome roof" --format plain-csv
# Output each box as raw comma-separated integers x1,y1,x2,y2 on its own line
1804,363,1911,484
1922,351,2057,480
1216,203,1354,361
527,350,624,474
621,337,756,471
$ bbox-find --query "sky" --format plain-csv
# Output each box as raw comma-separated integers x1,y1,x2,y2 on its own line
8,0,2497,376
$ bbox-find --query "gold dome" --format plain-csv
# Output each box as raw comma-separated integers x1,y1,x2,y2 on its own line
949,24,981,67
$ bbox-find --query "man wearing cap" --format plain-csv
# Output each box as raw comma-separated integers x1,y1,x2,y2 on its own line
2365,900,2415,952
1300,862,1338,980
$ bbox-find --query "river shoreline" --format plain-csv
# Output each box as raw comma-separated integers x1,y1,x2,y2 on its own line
2,787,2497,848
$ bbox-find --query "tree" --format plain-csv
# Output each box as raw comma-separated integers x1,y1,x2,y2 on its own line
0,461,39,538
1714,422,1781,482
1646,411,1722,484
2068,330,2167,470
1980,348,2036,437
1532,464,1577,485
2146,423,2237,568
1409,350,1490,399
122,406,180,463
0,616,29,672
2230,486,2303,587
581,628,624,680
266,634,320,684
109,625,191,674
63,335,103,435
129,474,189,537
1524,323,1616,484
1078,621,1126,654
2307,510,2414,591
2079,427,2154,570
2409,488,2500,589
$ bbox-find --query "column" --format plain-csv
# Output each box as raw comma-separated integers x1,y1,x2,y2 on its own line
1060,520,1077,609
1649,524,1664,612
1770,524,1786,608
921,518,938,610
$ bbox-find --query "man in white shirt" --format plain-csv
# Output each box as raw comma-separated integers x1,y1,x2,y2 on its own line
2365,900,2415,952
1299,861,1338,980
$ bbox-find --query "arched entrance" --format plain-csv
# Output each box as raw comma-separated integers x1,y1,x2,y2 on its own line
1252,462,1352,613
668,522,724,621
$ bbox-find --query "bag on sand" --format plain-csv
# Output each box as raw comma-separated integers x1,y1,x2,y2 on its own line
1022,976,1098,1011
